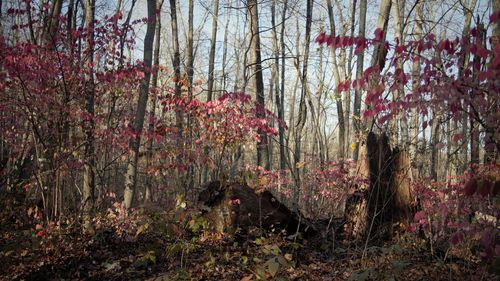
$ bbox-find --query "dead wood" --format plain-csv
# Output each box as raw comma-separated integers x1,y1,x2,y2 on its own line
198,181,317,237
344,132,415,242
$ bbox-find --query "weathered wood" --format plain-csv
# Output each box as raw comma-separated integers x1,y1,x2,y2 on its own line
344,132,415,241
198,181,315,236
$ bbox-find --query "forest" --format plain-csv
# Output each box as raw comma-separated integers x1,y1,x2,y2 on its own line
0,0,499,280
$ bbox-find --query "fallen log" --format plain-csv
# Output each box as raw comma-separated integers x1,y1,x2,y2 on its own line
198,181,316,237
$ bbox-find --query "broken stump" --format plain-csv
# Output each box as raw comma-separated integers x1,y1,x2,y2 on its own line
344,132,415,241
198,181,315,236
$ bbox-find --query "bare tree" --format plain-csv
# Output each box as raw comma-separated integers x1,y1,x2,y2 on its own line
123,0,157,209
145,0,165,202
248,0,268,169
278,0,288,170
409,0,423,177
82,0,96,233
326,0,347,158
206,0,219,102
294,0,313,190
363,0,392,132
186,0,194,97
352,0,367,161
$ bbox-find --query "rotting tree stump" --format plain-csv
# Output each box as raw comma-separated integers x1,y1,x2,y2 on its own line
198,181,317,237
344,132,416,242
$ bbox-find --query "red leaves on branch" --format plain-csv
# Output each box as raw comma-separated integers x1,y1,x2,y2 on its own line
316,16,500,130
336,80,351,92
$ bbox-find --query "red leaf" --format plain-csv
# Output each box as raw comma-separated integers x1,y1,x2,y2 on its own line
491,56,500,69
414,211,425,221
395,44,406,54
490,11,500,23
374,28,384,41
378,114,391,124
452,133,463,142
464,178,478,196
470,27,478,37
476,44,489,58
434,142,445,149
450,232,464,245
316,32,326,44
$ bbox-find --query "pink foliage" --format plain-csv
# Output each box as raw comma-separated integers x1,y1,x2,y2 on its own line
316,16,500,142
410,164,499,261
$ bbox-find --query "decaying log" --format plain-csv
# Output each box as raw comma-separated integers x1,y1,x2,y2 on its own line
344,132,415,241
198,181,316,236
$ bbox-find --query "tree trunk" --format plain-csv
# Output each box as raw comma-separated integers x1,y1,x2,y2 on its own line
458,0,478,171
186,0,194,96
484,0,500,163
409,1,423,177
279,0,288,170
248,0,268,169
44,0,63,47
123,0,156,209
326,0,345,159
345,133,414,242
391,0,407,147
365,0,392,131
271,0,279,170
82,0,96,233
470,20,482,166
119,0,137,67
145,0,164,203
293,0,313,193
169,0,184,172
206,0,219,102
221,3,230,92
352,0,367,161
430,116,441,181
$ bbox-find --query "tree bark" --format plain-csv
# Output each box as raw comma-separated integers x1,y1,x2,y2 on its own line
145,0,164,203
169,0,184,165
484,0,500,163
186,0,194,97
82,0,96,233
365,0,392,131
326,0,345,159
44,0,63,46
293,0,313,207
279,0,288,170
123,0,156,209
391,0,407,147
470,19,483,166
352,0,367,161
409,1,423,177
206,0,219,102
430,116,441,180
247,0,268,169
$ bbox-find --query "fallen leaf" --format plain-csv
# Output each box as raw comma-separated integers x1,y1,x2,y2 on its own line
241,274,253,281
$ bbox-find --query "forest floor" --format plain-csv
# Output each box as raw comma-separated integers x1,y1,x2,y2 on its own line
0,192,495,281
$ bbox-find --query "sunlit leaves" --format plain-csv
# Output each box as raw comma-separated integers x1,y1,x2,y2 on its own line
316,15,500,132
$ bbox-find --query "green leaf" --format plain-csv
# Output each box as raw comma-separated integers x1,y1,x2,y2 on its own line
269,244,281,255
265,257,280,277
254,237,264,245
348,270,369,281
